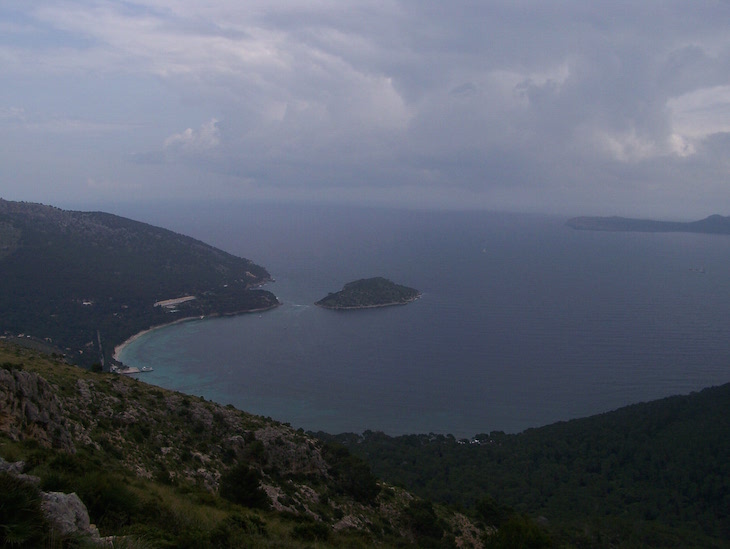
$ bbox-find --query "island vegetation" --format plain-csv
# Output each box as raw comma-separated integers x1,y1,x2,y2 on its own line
0,199,279,368
567,214,730,234
316,277,420,310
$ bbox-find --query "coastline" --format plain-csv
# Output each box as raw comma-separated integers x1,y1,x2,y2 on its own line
315,294,421,310
112,316,199,362
112,302,281,362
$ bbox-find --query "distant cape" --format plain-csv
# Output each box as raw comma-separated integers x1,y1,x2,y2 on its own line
566,214,730,234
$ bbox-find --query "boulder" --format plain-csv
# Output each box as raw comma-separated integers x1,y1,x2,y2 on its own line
41,491,100,540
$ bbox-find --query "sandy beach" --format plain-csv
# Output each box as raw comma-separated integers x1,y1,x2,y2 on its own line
112,303,282,362
112,316,200,362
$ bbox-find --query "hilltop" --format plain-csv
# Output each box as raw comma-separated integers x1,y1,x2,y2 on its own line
566,214,730,234
316,277,420,310
0,199,279,367
0,341,485,547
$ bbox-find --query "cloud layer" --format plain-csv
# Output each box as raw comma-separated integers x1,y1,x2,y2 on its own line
3,1,730,216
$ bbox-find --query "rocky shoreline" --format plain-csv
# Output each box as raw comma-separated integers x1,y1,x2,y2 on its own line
315,294,421,310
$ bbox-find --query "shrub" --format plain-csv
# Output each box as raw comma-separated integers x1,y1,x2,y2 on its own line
0,472,47,547
291,520,331,542
483,515,551,549
476,496,513,527
405,500,445,546
323,442,380,503
209,514,269,546
76,471,141,530
218,464,269,509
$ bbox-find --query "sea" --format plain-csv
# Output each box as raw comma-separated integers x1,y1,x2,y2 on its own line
114,203,730,438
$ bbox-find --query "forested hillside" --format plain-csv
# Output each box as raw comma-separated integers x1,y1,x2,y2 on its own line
321,384,730,547
0,200,278,366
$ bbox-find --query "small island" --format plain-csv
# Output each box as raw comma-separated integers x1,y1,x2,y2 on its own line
315,277,421,310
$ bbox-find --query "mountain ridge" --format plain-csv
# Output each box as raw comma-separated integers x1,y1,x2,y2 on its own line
566,214,730,233
0,199,279,367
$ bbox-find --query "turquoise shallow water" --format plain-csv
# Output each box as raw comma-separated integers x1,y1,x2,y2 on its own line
117,206,730,437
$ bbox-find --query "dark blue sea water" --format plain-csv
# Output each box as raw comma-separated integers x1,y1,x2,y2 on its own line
116,204,730,437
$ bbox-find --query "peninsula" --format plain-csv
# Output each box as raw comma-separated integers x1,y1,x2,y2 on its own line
0,199,279,368
315,277,420,309
566,214,730,234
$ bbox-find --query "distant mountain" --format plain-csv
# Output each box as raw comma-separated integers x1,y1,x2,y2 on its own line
0,199,279,367
566,214,730,234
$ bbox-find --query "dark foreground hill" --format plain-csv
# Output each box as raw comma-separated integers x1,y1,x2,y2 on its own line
322,383,730,547
567,214,730,234
0,199,279,367
0,341,485,548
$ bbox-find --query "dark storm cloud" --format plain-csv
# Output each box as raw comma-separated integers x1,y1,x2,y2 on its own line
2,1,730,215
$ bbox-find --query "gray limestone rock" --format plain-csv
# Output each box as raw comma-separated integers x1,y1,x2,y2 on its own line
41,491,100,540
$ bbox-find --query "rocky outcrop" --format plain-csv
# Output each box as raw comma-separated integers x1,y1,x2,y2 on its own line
0,457,40,484
41,491,100,540
255,425,329,477
0,367,75,452
1,457,102,543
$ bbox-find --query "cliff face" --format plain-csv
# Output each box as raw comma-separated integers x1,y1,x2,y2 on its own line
0,367,75,453
0,343,484,547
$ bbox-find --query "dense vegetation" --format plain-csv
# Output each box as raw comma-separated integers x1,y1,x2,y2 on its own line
0,341,484,547
319,384,730,547
0,200,278,367
316,277,420,309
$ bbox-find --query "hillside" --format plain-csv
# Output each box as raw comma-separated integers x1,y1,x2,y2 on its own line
0,341,486,548
322,384,730,547
316,277,420,309
0,199,279,367
566,214,730,234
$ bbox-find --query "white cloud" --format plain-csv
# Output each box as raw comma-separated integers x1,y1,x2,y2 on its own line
0,107,25,122
597,129,663,163
164,118,221,153
668,85,730,138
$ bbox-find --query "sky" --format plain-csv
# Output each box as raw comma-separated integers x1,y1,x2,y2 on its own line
2,1,730,217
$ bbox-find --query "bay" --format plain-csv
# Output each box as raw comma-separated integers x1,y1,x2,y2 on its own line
116,204,730,438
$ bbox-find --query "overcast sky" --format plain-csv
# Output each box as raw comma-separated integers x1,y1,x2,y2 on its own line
3,1,730,217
